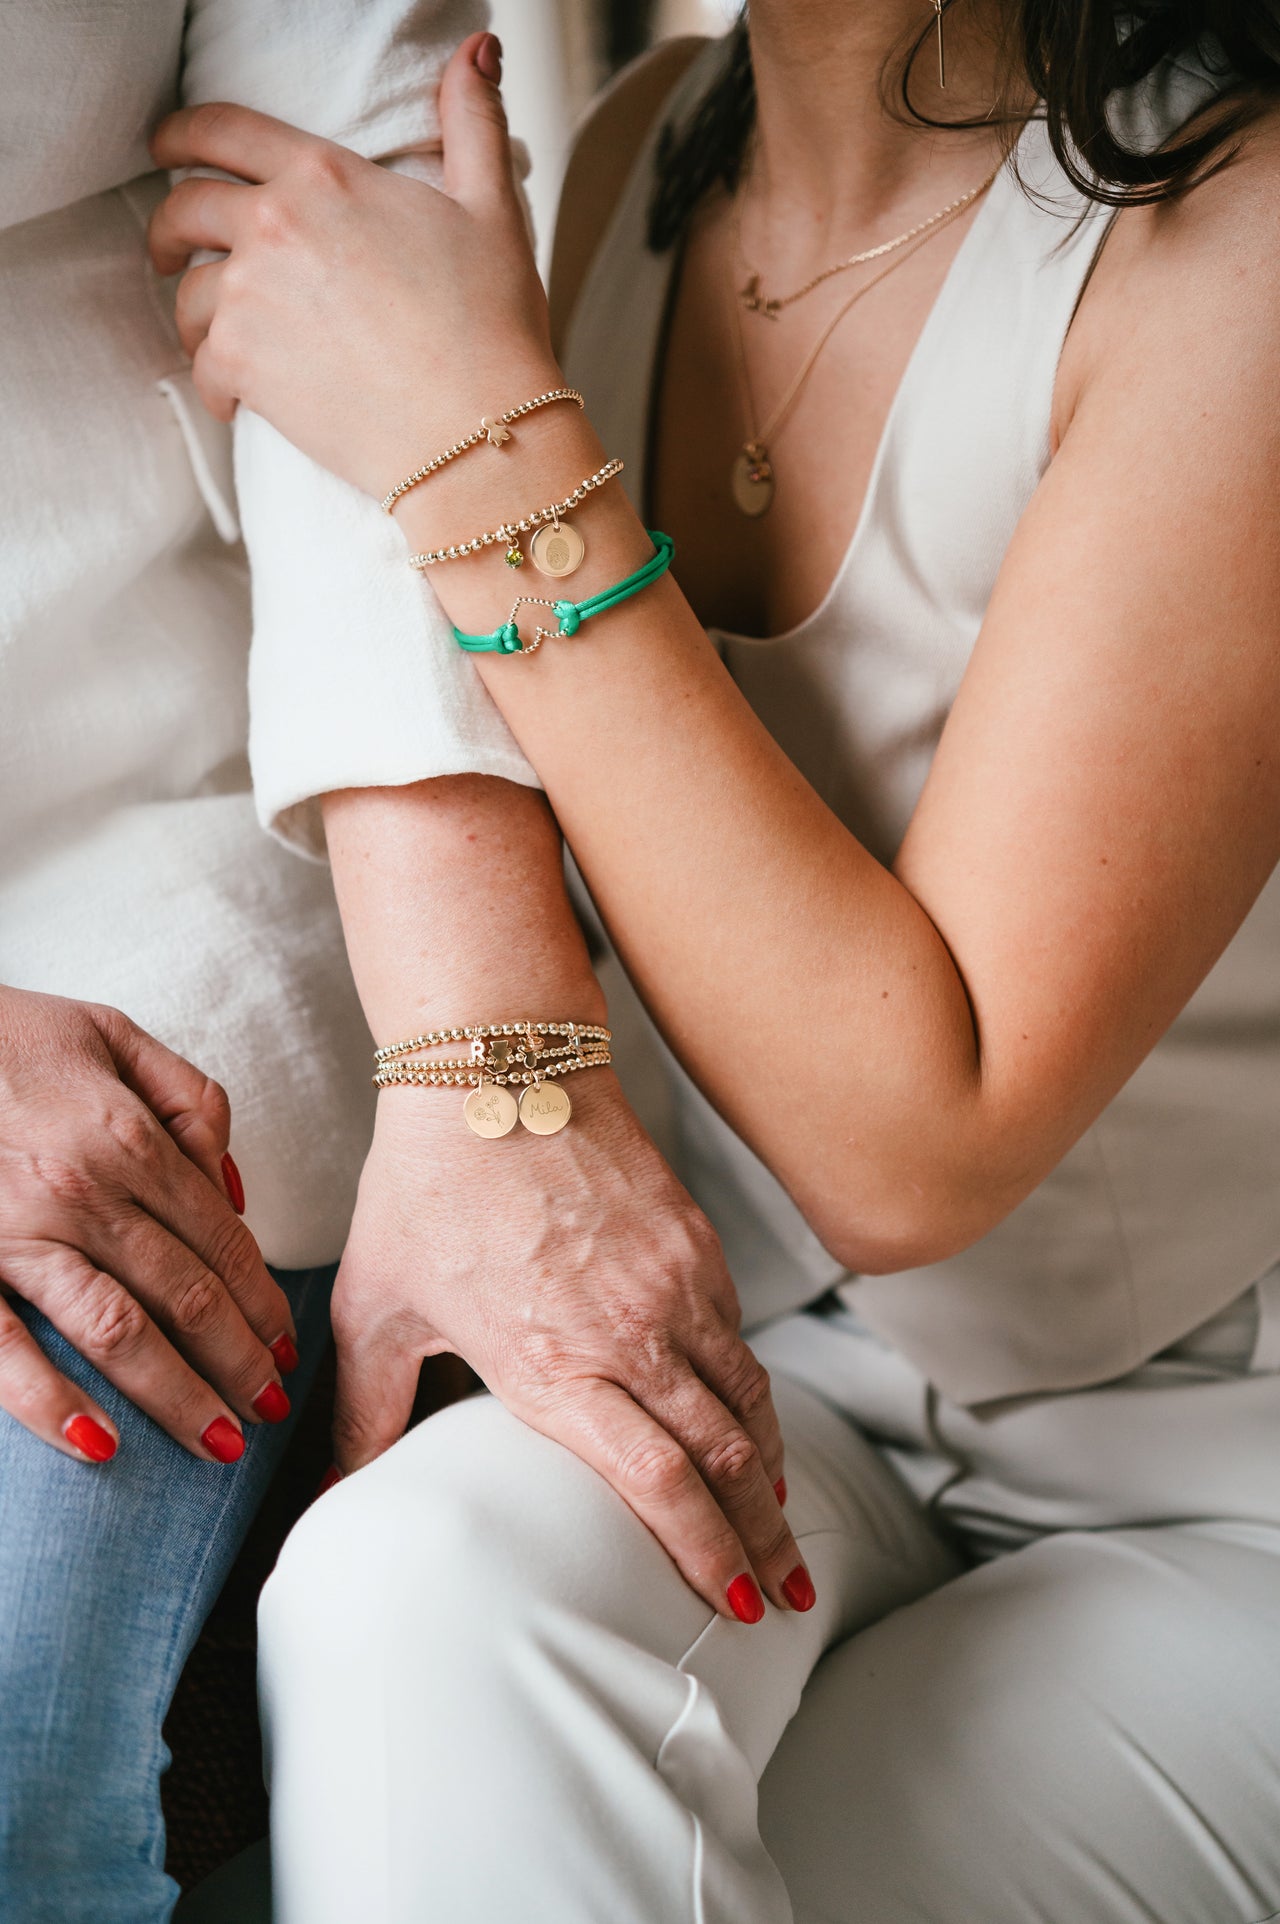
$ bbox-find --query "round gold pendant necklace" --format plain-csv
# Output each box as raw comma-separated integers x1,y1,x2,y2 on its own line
727,164,1000,518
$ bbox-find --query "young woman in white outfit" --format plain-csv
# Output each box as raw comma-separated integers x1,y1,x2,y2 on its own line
149,4,1280,1917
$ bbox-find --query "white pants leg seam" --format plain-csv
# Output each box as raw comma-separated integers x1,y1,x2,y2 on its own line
656,1672,711,1924
656,1524,918,1924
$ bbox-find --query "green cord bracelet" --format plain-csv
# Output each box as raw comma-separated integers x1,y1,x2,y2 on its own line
451,530,675,656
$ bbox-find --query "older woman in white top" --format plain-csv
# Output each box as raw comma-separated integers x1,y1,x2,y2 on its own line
0,3,613,1918
146,3,1280,1918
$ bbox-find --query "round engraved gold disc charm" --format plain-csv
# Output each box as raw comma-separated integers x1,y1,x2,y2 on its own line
463,1083,519,1138
518,1080,572,1135
529,522,585,579
730,447,774,518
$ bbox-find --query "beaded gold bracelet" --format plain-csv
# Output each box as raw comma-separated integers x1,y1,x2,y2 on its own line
380,387,585,515
373,1021,613,1138
387,1037,599,1076
405,459,623,579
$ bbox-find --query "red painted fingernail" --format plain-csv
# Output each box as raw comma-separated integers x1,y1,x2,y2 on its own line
252,1381,290,1424
782,1564,816,1612
269,1333,300,1376
201,1416,245,1463
64,1414,117,1463
314,1465,343,1500
221,1152,245,1214
774,1476,787,1506
474,31,502,83
727,1574,765,1624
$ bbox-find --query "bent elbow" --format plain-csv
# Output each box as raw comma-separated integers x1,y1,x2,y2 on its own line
808,1171,1021,1277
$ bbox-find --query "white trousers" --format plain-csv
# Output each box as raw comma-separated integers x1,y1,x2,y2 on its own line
257,1295,1280,1924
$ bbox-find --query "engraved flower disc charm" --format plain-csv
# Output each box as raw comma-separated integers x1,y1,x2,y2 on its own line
530,522,585,579
518,1080,572,1135
730,443,774,518
463,1083,519,1138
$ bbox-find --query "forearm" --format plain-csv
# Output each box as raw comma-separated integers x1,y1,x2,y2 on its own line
392,401,991,1270
323,773,606,1045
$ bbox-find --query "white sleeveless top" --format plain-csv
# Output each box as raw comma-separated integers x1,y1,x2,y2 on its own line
563,37,1280,1403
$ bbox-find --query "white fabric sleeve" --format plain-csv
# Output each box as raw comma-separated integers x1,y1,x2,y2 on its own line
180,0,540,858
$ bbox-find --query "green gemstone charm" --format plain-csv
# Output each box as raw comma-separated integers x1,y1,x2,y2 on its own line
504,544,524,569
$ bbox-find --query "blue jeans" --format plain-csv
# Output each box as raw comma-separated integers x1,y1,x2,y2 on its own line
0,1264,335,1924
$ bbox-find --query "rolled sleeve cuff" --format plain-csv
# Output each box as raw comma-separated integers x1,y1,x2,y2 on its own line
239,408,540,861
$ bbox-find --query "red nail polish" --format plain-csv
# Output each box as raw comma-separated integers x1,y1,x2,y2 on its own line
269,1333,299,1376
774,1476,787,1507
252,1381,290,1424
727,1574,765,1624
221,1152,245,1214
314,1465,343,1500
474,31,502,83
202,1416,245,1463
782,1564,816,1612
64,1414,117,1463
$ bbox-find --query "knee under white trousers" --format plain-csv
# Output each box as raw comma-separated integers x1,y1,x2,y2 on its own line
258,1298,1280,1924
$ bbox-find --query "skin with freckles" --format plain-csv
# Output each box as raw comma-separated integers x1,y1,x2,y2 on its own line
147,7,1280,1603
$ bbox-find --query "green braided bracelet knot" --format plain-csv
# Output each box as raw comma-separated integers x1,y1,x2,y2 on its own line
451,531,674,656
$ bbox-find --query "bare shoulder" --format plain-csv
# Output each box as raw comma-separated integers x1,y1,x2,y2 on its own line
1057,95,1280,441
549,35,708,356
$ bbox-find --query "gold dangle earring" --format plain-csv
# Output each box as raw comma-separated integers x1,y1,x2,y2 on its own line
932,0,947,88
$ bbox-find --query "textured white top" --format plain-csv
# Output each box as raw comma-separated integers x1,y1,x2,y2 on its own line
562,38,1280,1401
0,0,537,1270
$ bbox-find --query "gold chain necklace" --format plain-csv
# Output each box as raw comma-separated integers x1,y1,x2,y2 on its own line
728,170,999,518
735,165,1000,320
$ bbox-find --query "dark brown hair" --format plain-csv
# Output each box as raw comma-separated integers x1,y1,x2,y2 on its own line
647,2,1280,250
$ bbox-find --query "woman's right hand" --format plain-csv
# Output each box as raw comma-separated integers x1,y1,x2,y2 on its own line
0,987,297,1465
331,1072,814,1624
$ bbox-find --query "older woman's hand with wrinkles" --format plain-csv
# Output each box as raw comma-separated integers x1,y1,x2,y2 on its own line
331,1070,811,1625
0,987,298,1464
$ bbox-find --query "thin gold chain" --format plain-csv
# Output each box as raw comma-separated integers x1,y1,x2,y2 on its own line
730,194,980,459
734,165,1001,318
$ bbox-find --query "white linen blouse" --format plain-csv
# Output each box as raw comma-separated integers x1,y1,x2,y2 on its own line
0,0,537,1269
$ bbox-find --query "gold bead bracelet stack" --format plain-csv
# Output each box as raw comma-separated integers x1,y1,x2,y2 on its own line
373,1021,613,1138
382,385,622,581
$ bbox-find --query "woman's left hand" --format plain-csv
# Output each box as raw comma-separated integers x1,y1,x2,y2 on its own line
148,31,557,498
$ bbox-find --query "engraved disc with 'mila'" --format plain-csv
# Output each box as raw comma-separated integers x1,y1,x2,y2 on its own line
730,451,774,518
462,1083,519,1138
519,1080,572,1135
530,522,585,578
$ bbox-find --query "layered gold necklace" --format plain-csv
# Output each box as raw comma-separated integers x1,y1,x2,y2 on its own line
728,164,1001,517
